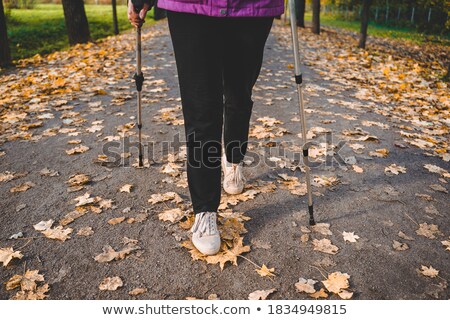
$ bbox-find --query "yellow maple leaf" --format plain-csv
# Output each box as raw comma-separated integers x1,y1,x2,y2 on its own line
256,264,276,278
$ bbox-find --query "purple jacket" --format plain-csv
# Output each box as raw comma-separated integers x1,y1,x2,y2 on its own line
156,0,285,17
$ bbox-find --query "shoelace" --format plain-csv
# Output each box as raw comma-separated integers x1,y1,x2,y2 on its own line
226,162,245,187
191,212,218,236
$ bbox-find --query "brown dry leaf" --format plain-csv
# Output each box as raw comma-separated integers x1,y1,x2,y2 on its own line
416,223,442,239
99,276,123,291
424,164,450,178
39,168,59,177
311,223,332,236
338,290,354,299
248,288,276,300
65,145,89,155
441,239,450,251
419,265,439,278
179,215,195,230
369,148,389,158
59,208,87,226
384,164,406,175
119,184,133,193
42,226,73,242
322,271,350,294
77,226,94,236
73,192,100,207
5,274,23,290
0,171,15,182
13,283,49,300
33,219,54,231
108,217,126,225
392,240,409,251
255,264,275,278
16,270,45,292
94,244,139,263
10,181,35,193
429,184,448,193
257,116,282,127
182,236,250,271
312,239,339,254
294,278,317,294
128,287,148,296
343,231,360,243
148,192,183,204
0,247,23,267
352,165,364,173
300,233,310,243
398,231,414,241
158,208,185,223
66,173,90,186
309,288,329,299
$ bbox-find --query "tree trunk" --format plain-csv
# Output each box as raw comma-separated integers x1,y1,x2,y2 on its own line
62,0,91,45
312,0,321,34
112,0,119,35
295,0,306,28
0,0,12,67
358,0,372,49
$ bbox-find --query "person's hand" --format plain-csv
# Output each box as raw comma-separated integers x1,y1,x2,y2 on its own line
128,0,152,28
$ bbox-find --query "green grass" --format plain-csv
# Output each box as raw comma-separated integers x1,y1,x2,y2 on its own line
6,4,155,61
304,12,450,45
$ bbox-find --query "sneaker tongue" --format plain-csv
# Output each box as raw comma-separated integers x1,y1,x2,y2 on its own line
194,212,214,236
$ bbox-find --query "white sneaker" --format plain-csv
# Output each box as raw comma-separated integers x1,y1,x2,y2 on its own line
190,211,221,255
222,154,246,195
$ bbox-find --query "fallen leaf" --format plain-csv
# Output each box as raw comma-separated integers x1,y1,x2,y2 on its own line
311,223,332,236
119,184,133,193
392,240,409,251
77,227,94,236
99,276,123,291
158,208,185,223
294,278,317,294
312,238,339,254
248,288,276,300
255,264,275,278
10,181,35,193
94,244,139,263
309,288,328,299
41,226,73,242
322,271,350,294
128,287,148,296
342,231,360,243
0,247,23,267
416,223,442,239
108,217,126,225
33,219,54,231
384,164,406,175
419,265,439,278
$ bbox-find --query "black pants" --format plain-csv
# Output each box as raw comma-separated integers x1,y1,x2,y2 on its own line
167,10,274,214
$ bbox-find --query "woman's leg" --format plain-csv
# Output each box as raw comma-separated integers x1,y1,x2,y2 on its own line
222,17,274,164
167,10,224,214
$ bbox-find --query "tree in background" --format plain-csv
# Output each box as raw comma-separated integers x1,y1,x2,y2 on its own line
358,0,372,48
312,0,321,34
295,0,306,27
112,0,118,35
61,0,91,45
0,0,12,67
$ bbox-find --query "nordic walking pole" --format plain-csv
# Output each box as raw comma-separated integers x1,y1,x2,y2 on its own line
131,0,145,167
288,0,315,226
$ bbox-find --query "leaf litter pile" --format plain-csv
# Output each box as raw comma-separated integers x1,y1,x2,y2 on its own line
0,20,449,299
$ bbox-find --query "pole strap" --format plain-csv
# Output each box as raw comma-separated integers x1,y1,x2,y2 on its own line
133,73,145,92
295,74,303,84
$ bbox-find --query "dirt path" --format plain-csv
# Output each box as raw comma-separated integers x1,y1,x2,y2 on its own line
0,20,448,300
